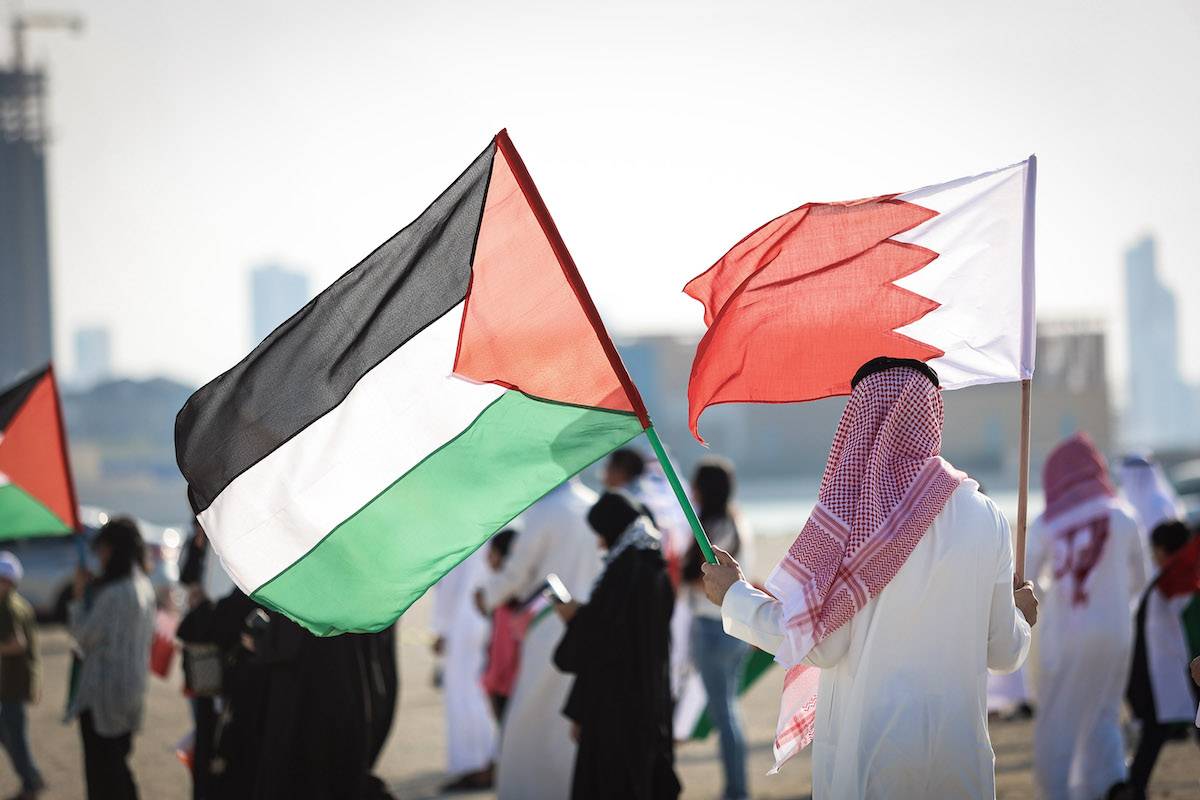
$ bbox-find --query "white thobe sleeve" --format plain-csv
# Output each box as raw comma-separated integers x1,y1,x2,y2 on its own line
721,580,784,654
480,524,548,612
721,580,851,668
988,511,1032,673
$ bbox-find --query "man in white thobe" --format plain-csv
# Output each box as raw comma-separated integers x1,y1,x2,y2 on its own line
700,358,1037,800
432,547,497,788
714,483,1034,798
478,478,601,800
1026,433,1148,800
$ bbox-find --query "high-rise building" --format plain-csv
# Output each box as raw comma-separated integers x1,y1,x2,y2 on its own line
1123,235,1198,448
249,264,311,347
0,66,53,384
73,326,112,388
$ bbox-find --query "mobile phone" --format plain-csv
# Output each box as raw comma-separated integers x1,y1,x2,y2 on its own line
545,573,572,605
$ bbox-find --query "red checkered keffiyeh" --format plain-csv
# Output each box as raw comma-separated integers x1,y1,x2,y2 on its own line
1039,433,1119,607
763,367,965,770
1042,432,1114,521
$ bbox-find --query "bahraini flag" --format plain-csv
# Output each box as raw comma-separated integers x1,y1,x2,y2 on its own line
685,157,1036,441
176,131,649,635
0,366,80,539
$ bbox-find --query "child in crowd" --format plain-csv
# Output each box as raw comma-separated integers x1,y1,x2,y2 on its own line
1125,521,1200,800
482,529,530,723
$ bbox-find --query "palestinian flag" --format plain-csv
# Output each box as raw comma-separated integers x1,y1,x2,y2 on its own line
176,130,649,636
0,366,80,539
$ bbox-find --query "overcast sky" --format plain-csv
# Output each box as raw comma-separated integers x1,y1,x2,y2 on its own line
11,0,1200,393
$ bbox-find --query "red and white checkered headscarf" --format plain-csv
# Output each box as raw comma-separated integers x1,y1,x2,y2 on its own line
1042,433,1114,522
763,366,966,771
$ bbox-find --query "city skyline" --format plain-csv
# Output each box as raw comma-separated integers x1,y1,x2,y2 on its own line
249,263,311,349
8,0,1200,392
1123,235,1200,449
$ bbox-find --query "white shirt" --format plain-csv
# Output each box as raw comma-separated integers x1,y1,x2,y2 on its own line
1144,586,1197,724
722,483,1030,799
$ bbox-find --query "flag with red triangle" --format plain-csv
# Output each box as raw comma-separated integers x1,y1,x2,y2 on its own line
685,158,1037,442
0,366,80,539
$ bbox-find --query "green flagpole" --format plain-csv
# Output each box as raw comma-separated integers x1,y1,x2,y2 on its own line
645,425,716,565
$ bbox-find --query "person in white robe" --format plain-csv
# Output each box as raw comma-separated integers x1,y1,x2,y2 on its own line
1025,433,1148,800
432,547,497,789
700,357,1036,800
478,478,601,800
1119,454,1185,546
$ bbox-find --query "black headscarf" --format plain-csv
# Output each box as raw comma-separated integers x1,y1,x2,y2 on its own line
587,492,642,549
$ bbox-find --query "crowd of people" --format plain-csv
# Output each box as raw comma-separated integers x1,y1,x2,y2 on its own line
430,447,756,800
0,357,1198,800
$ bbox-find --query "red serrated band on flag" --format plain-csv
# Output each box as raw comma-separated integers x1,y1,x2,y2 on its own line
488,130,650,428
684,198,944,442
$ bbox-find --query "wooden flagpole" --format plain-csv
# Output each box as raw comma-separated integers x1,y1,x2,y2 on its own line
1014,378,1032,584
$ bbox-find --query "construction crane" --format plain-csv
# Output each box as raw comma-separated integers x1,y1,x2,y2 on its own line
11,11,84,71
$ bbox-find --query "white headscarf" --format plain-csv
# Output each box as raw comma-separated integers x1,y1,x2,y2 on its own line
1119,454,1183,536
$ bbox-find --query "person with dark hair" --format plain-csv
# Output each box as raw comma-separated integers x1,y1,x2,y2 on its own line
67,516,157,800
682,456,753,800
1124,520,1199,799
553,492,680,800
702,358,1036,798
178,517,208,590
602,447,646,491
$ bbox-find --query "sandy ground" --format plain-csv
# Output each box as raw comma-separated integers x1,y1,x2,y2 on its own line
4,534,1198,799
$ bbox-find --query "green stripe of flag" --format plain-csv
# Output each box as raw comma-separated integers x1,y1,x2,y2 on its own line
0,483,73,540
252,391,643,635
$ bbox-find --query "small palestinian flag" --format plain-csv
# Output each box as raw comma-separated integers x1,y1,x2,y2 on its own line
0,366,80,539
177,130,649,636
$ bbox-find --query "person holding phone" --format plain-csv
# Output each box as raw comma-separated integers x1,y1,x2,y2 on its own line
553,491,680,800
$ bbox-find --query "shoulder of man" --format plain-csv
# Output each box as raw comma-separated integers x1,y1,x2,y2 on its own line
1107,500,1140,534
943,481,1011,549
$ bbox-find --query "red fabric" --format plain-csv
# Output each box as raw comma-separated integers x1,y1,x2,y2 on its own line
454,132,647,422
0,370,79,529
1042,433,1115,521
150,609,178,679
684,198,942,442
482,603,530,699
1157,534,1200,599
763,367,965,763
1052,515,1111,606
